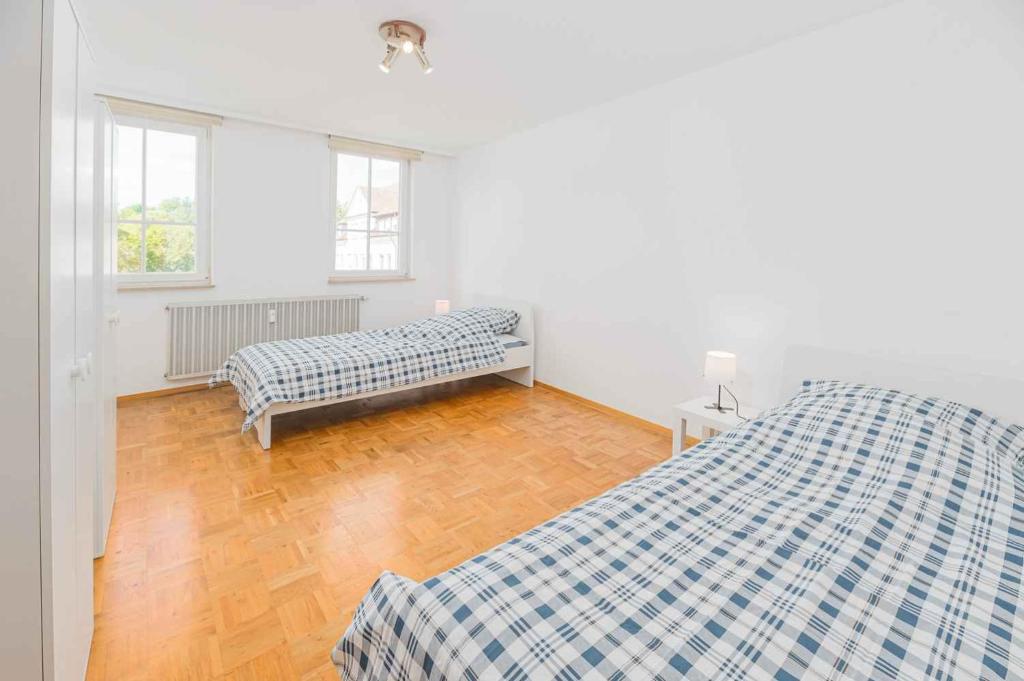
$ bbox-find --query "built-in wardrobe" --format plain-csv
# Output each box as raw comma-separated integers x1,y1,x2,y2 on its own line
1,0,117,678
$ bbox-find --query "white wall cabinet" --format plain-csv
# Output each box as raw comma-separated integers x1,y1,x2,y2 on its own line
0,0,47,678
2,1,105,678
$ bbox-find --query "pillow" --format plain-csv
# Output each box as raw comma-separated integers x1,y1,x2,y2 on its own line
797,379,1024,465
396,307,521,341
459,307,521,335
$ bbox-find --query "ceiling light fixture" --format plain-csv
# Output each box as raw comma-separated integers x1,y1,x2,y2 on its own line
378,20,432,74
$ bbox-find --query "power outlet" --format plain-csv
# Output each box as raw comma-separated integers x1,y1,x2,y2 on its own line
268,308,277,324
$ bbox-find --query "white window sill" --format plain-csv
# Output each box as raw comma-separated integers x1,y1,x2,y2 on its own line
328,274,415,284
117,279,214,291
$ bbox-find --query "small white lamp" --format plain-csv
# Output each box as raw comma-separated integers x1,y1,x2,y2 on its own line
704,350,740,414
434,299,450,315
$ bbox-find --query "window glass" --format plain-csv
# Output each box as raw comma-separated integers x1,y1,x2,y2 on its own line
334,153,407,274
116,126,143,221
145,224,196,273
145,128,197,223
115,119,208,281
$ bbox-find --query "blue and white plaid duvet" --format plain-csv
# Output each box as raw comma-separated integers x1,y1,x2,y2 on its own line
211,307,521,431
333,381,1024,680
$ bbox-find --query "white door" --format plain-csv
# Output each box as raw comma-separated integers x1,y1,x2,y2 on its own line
74,26,98,673
94,101,118,557
46,1,88,679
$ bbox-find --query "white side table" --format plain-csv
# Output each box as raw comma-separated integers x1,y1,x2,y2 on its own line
671,396,757,454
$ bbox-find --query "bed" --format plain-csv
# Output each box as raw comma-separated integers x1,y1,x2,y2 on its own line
332,347,1024,680
211,296,534,449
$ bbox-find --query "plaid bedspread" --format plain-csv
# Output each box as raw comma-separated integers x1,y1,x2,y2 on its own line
333,381,1024,680
211,307,521,431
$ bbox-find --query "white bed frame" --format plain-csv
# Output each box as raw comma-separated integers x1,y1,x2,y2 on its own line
781,345,1024,427
248,296,535,449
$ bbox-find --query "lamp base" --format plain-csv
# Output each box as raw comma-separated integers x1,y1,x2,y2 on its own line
705,402,734,414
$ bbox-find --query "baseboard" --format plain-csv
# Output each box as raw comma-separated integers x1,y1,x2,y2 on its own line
118,378,689,446
117,382,212,404
534,380,674,438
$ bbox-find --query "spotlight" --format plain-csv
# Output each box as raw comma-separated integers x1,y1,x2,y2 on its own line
413,44,433,74
379,44,398,73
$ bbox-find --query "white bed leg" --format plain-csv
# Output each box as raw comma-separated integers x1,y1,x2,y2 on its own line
499,366,534,388
255,413,272,450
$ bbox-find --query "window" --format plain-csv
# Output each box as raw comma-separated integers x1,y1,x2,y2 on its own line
329,144,414,280
114,115,212,287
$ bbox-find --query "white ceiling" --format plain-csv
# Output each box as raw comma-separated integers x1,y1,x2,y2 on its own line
78,0,895,153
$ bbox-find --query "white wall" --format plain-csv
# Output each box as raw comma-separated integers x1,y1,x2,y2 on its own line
453,0,1024,426
116,119,454,395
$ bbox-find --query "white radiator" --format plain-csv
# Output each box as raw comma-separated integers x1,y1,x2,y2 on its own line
166,295,364,380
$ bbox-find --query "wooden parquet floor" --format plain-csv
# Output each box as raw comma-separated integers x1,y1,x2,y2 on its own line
86,376,676,680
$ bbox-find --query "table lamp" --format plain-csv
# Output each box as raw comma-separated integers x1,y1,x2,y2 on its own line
704,350,740,415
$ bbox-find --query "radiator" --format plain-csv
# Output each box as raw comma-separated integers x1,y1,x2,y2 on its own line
166,295,364,380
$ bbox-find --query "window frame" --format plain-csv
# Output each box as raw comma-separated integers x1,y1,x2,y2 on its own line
114,114,213,289
328,149,413,282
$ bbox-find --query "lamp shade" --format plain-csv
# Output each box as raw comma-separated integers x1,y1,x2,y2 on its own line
704,350,736,384
434,299,450,314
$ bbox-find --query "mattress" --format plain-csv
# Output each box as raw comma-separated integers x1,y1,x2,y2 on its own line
497,333,528,348
333,380,1024,680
